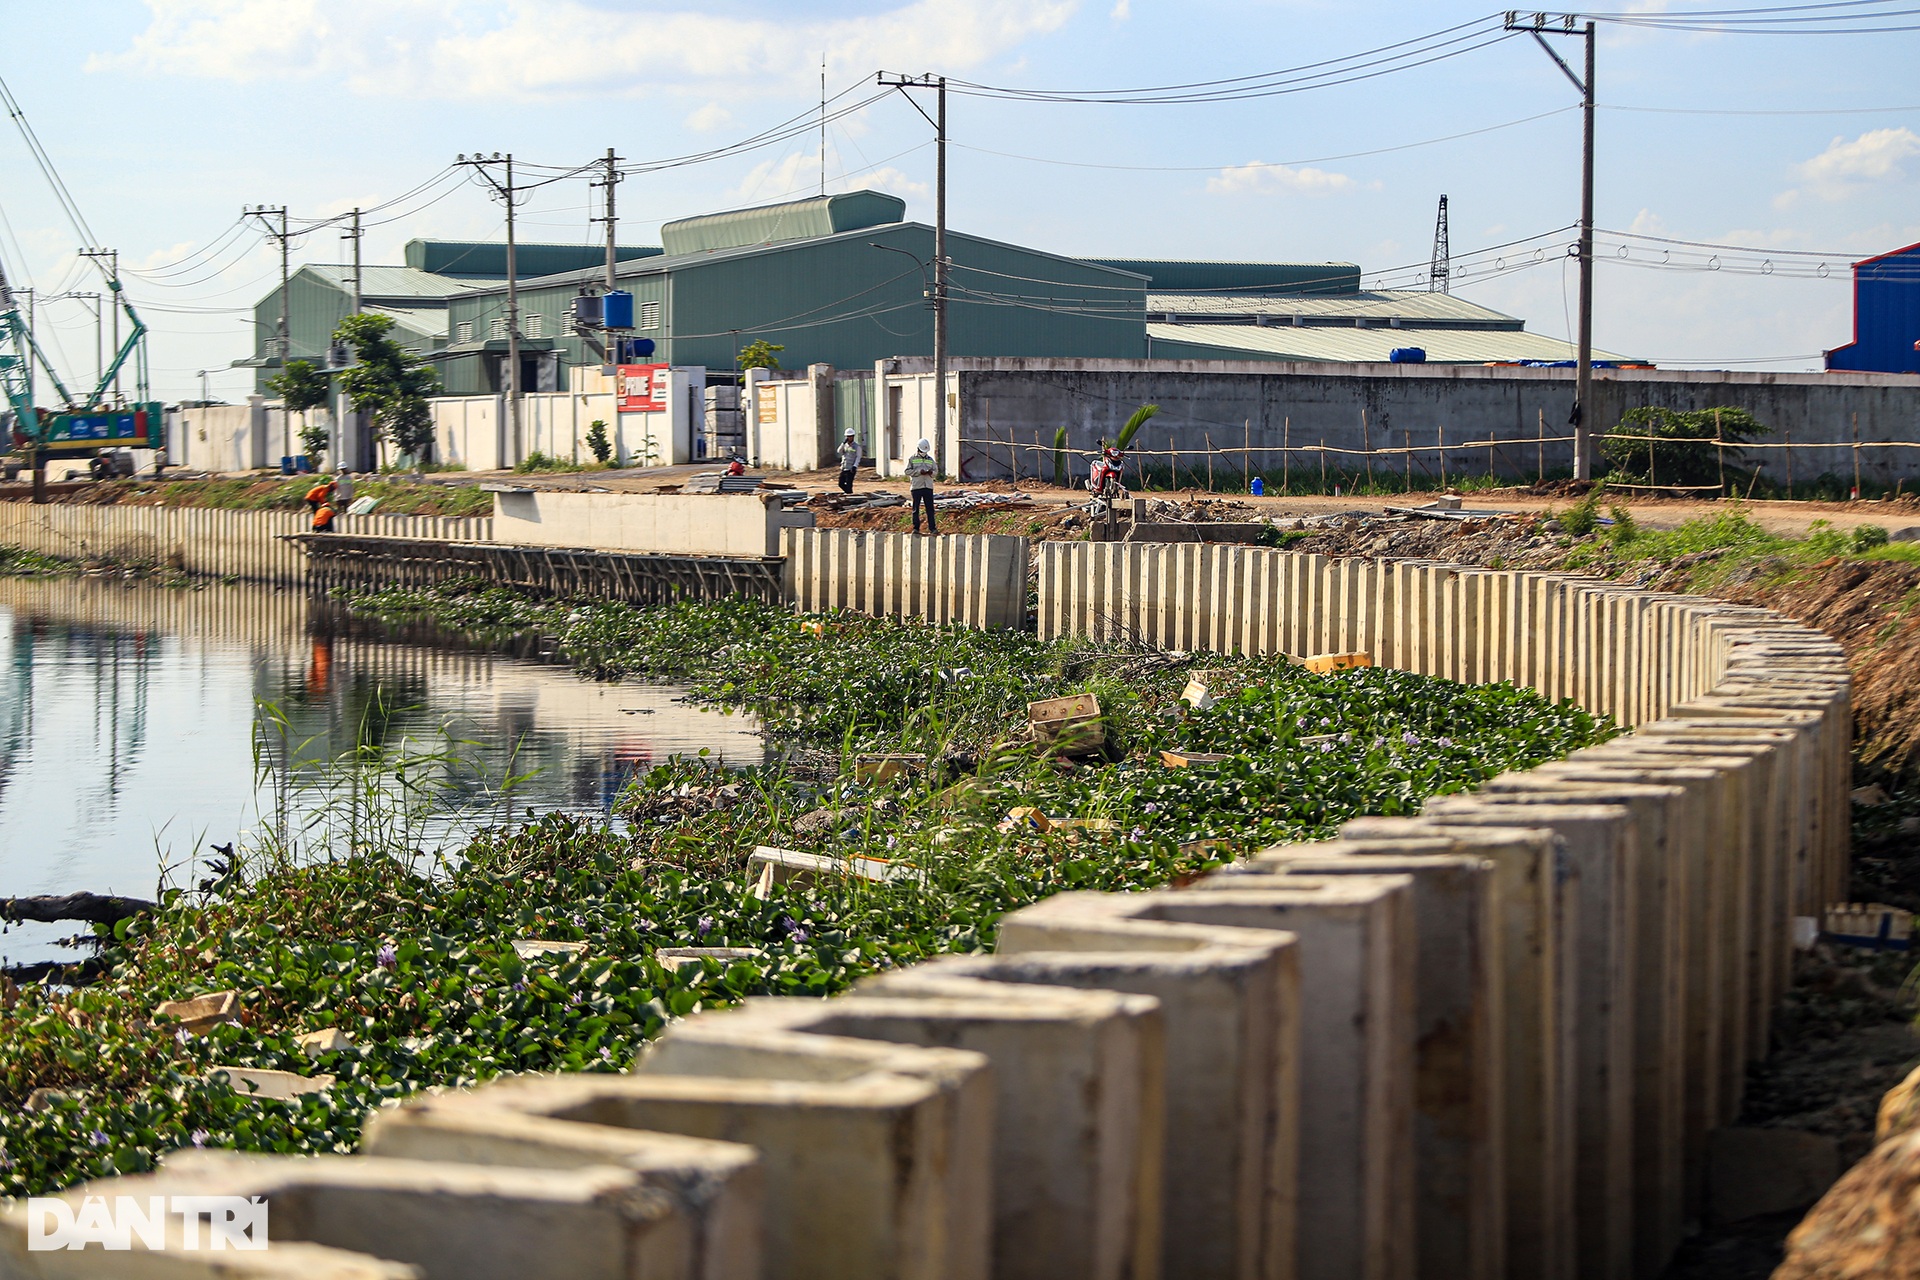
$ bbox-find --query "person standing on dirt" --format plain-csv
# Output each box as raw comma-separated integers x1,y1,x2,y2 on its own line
907,438,938,536
836,429,861,496
332,464,356,510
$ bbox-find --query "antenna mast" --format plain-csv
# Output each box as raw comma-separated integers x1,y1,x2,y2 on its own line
1429,194,1451,294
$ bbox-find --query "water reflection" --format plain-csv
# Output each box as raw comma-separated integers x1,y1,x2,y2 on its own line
0,578,763,962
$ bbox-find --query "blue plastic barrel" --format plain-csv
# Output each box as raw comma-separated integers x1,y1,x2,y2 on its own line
1389,347,1427,364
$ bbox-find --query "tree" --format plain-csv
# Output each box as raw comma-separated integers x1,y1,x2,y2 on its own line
333,314,441,466
1601,406,1769,489
267,358,333,467
737,339,784,384
585,419,613,464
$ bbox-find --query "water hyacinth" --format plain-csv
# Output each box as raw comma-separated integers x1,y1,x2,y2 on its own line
0,588,1614,1199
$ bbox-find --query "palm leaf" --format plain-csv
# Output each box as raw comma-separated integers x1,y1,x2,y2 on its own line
1114,404,1160,452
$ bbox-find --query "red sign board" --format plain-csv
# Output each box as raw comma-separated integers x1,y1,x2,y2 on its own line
616,363,670,414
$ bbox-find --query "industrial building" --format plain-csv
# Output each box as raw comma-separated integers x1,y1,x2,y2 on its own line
1825,241,1920,374
237,239,660,392
436,191,1147,393
244,189,1617,400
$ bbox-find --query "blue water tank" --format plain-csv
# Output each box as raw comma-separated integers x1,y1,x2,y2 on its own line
619,338,655,362
571,294,604,327
603,291,634,330
1389,347,1427,363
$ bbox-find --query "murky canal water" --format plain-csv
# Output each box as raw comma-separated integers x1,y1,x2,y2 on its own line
0,578,763,964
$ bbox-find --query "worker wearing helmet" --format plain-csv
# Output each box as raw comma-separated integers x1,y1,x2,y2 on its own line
906,438,937,536
837,429,861,495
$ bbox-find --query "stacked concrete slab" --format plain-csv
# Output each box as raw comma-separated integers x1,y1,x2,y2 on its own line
9,546,1847,1280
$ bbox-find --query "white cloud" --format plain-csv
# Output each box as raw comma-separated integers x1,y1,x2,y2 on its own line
1780,127,1920,205
1206,162,1361,197
94,0,1081,100
849,165,929,202
684,103,732,133
1111,0,1131,18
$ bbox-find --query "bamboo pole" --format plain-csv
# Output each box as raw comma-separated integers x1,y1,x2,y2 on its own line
1206,433,1215,492
1715,408,1725,497
1320,438,1328,493
1852,411,1862,499
1438,423,1447,490
1537,409,1546,484
1786,424,1794,498
1406,428,1414,492
1282,416,1291,494
1244,419,1251,493
1361,409,1374,490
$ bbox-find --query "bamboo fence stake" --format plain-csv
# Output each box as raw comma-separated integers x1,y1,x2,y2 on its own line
1361,409,1374,490
1438,423,1447,490
1853,411,1862,499
1206,433,1215,492
1244,419,1252,492
1786,424,1794,499
1283,416,1291,494
1320,438,1328,492
1537,409,1545,483
1715,408,1726,498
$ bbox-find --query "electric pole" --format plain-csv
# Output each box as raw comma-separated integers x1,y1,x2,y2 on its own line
244,205,292,461
79,248,121,401
344,207,363,315
1506,11,1596,480
457,155,521,466
590,148,622,292
878,72,949,478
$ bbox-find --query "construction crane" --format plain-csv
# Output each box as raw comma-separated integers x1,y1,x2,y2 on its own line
1,73,162,496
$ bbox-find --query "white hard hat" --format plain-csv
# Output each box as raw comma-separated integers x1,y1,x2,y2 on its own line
917,438,931,453
844,428,855,438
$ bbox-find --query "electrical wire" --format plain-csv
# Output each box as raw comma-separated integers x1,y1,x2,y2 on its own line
952,106,1576,174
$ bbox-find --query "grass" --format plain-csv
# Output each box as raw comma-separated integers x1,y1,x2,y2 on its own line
72,476,494,519
1558,501,1920,591
0,590,1612,1195
0,546,81,577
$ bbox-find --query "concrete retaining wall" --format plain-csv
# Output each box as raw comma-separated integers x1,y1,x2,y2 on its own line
0,502,492,584
492,489,812,559
782,527,1029,630
5,544,1849,1280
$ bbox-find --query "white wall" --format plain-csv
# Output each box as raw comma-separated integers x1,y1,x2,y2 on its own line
491,489,812,558
872,368,960,480
751,365,836,472
614,366,704,468
433,396,504,472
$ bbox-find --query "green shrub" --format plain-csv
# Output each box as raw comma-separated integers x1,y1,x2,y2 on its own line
1601,406,1767,488
585,420,613,464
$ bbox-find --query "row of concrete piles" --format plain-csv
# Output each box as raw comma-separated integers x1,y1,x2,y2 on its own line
0,546,1850,1280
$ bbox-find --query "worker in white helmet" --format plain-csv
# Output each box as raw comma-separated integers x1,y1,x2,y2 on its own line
906,438,937,535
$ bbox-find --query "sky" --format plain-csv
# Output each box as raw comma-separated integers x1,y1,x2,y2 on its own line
2,0,1917,403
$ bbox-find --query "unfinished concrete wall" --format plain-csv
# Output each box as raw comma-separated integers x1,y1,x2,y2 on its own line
902,357,1920,485
783,527,1029,630
490,490,809,559
33,545,1848,1280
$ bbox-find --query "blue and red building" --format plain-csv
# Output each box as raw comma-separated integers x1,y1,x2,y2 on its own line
1826,241,1920,374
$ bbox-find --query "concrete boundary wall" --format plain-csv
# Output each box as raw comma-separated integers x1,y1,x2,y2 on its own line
0,503,493,585
9,545,1849,1280
783,527,1029,630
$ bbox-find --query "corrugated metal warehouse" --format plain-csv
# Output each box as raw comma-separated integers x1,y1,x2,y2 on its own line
436,191,1149,394
1826,241,1920,375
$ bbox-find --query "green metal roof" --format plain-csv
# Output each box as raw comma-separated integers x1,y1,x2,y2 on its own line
660,191,906,256
365,303,449,340
404,239,661,279
1147,321,1636,365
1088,259,1360,296
299,264,482,301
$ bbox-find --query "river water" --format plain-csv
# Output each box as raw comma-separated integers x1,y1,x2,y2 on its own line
0,578,764,966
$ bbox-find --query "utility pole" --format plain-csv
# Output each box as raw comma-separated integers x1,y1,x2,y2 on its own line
878,72,949,478
590,148,622,292
820,55,828,197
244,205,292,462
79,248,121,401
1506,11,1596,480
457,155,521,466
344,207,363,315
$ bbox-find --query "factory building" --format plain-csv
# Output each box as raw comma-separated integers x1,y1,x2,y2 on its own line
236,239,660,392
1826,241,1920,375
436,191,1148,394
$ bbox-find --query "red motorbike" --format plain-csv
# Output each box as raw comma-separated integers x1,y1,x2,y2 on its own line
1087,445,1128,539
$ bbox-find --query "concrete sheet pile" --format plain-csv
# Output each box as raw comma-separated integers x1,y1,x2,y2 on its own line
0,547,1847,1280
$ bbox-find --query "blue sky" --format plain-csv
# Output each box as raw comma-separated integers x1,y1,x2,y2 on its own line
3,0,1917,402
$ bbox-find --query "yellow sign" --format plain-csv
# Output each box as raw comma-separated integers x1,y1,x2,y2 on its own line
756,385,777,425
